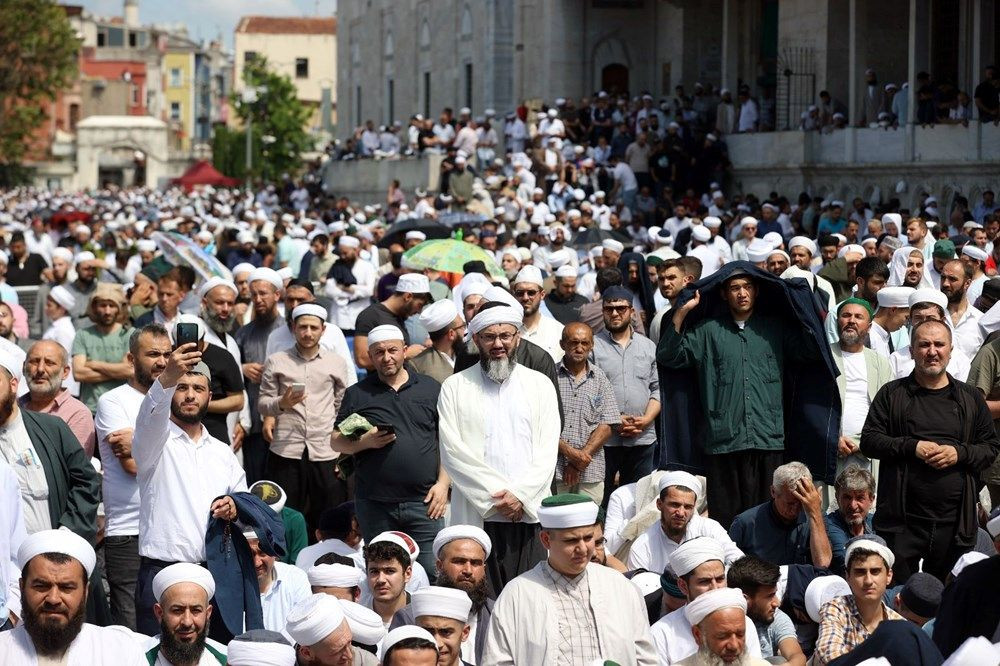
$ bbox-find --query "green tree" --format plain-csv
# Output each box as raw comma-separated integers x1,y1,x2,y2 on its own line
0,0,80,177
231,56,311,182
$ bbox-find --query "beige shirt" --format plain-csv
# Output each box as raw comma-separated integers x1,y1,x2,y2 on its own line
259,345,348,461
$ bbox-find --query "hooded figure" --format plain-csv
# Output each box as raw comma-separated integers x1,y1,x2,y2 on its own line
617,252,657,326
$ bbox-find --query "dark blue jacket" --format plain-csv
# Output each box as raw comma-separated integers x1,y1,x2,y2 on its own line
206,492,286,635
656,261,840,483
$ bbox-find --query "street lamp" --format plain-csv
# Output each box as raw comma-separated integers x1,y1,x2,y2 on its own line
241,86,267,185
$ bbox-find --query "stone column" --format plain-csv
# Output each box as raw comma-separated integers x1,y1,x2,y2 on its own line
905,0,929,161
720,0,739,94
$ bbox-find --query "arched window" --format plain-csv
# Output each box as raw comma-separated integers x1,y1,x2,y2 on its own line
419,20,431,50
460,6,472,38
384,30,394,59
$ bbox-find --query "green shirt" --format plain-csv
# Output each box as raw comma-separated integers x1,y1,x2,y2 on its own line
71,324,131,413
658,312,809,455
281,505,309,565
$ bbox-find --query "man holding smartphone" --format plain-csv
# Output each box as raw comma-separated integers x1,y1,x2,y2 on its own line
259,304,350,532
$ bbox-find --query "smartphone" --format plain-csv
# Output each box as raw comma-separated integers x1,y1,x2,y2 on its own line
374,424,396,436
175,322,199,349
290,383,306,396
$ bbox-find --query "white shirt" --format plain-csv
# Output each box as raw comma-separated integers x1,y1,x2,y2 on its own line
664,216,691,240
652,604,762,664
132,380,247,562
840,351,870,438
738,99,759,132
626,514,744,574
612,162,638,192
325,260,378,330
482,368,536,523
0,623,148,665
604,482,638,555
521,315,565,362
0,411,52,535
42,316,78,396
0,458,25,622
294,538,363,570
94,383,146,536
265,324,358,387
261,561,312,633
950,304,984,360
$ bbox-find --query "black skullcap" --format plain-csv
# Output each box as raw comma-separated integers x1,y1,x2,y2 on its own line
899,572,944,618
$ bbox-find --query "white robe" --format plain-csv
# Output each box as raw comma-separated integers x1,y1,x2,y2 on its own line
652,604,763,664
625,514,745,573
438,364,559,527
0,623,148,665
483,562,658,665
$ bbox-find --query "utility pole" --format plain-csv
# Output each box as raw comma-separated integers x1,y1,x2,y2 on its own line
241,87,258,187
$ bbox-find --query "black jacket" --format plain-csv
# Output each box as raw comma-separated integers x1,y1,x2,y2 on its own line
860,374,999,545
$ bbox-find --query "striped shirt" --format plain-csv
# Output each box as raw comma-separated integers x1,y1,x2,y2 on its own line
542,561,600,666
556,362,620,483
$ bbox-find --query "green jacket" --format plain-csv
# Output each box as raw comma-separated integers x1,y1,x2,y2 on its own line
280,506,308,565
23,409,101,543
658,311,813,456
817,257,855,302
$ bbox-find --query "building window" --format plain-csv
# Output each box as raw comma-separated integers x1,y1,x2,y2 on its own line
387,79,394,125
419,20,431,50
244,51,258,64
384,31,394,59
131,84,141,107
170,102,181,121
465,63,473,109
69,104,80,131
170,68,182,87
295,58,309,79
97,30,106,47
460,6,473,39
355,85,362,128
129,31,137,47
107,27,124,47
423,72,431,119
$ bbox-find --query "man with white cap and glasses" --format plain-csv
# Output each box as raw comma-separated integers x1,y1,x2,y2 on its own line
788,236,818,271
352,273,431,371
0,529,147,663
325,235,377,336
332,324,447,574
408,299,466,384
438,302,559,591
285,593,354,665
650,537,763,664
675,587,769,666
411,587,474,666
626,471,743,574
147,562,224,664
484,493,656,664
259,303,350,530
511,265,564,362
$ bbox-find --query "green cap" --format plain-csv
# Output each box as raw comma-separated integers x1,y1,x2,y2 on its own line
932,239,956,259
837,297,874,319
538,493,599,529
541,493,592,507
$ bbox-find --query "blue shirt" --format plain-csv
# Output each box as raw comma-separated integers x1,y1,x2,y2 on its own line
591,330,659,448
729,501,812,566
754,607,797,658
824,510,874,576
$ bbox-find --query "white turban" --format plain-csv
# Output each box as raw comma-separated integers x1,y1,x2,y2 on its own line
432,525,493,559
48,285,76,312
963,245,989,262
788,236,817,256
226,633,296,666
307,564,363,588
482,286,521,313
739,216,758,230
285,593,346,647
418,299,459,333
136,239,157,253
602,239,625,254
669,536,725,576
198,277,238,299
17,529,96,577
411,587,472,622
52,247,74,264
370,531,420,559
152,563,216,601
339,236,360,248
513,265,544,286
763,232,783,249
74,250,96,264
0,348,23,381
805,575,851,622
232,262,256,278
882,213,902,228
908,287,948,310
656,471,703,501
292,303,327,322
340,600,386,647
248,267,282,290
684,587,747,626
988,513,1000,539
838,244,865,259
951,551,988,578
405,230,427,241
769,249,791,263
691,226,711,243
367,324,405,345
876,286,914,308
548,248,572,268
746,239,773,263
382,626,437,657
703,216,722,229
537,496,599,529
554,265,577,279
468,304,523,337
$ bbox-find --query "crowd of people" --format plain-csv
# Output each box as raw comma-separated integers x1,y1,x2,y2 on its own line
0,139,999,665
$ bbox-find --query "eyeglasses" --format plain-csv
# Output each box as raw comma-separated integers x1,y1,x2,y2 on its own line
602,305,631,314
513,289,541,298
476,332,517,344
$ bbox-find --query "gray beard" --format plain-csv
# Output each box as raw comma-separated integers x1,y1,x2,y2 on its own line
200,306,236,335
696,645,753,666
480,355,517,384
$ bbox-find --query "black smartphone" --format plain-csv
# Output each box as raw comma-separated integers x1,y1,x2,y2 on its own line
374,424,396,436
175,322,199,349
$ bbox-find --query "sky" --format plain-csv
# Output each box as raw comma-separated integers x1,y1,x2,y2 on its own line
76,0,337,49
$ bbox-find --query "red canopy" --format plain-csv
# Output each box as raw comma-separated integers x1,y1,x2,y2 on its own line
171,161,240,190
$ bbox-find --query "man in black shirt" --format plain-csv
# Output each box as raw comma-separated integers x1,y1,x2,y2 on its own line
353,273,431,370
973,65,999,122
6,231,49,286
861,319,999,582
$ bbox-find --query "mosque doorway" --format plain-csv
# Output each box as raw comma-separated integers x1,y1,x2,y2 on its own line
601,64,629,96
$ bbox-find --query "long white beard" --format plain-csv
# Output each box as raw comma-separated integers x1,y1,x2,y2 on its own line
481,355,517,384
696,645,754,666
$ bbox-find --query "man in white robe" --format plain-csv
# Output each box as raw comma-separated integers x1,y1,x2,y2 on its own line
626,472,743,574
483,494,658,665
889,288,972,380
868,286,913,358
0,529,148,664
650,537,764,664
438,302,559,592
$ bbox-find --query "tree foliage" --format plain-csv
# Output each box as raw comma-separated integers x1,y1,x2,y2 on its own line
230,56,311,182
0,0,80,168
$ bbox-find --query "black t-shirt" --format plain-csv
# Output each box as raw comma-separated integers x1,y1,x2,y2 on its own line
335,371,441,502
355,302,410,345
974,81,999,112
6,253,48,286
905,384,964,520
201,344,245,445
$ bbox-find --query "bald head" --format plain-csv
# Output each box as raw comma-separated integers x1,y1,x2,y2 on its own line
560,322,594,363
561,322,593,343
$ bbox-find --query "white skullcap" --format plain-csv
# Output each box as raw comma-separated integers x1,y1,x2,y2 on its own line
307,563,363,588
199,276,238,299
602,239,625,254
248,267,282,290
405,231,427,241
630,571,663,597
412,587,473,622
382,625,438,657
396,273,431,294
152,562,216,601
740,216,758,229
276,266,294,281
669,536,725,576
703,216,722,229
554,265,577,279
684,587,747,626
17,529,96,577
469,304,523,336
419,299,459,333
951,552,988,578
329,221,348,232
285,593,346,647
549,226,567,241
432,525,492,559
763,231,783,248
339,235,360,248
691,226,711,243
746,239,773,263
805,575,851,623
232,262,256,277
861,237,877,247
482,286,522,313
844,538,896,569
0,349,23,381
513,265,544,286
52,247,74,263
876,286,914,308
838,244,865,259
136,239,157,253
74,251,96,264
367,324,405,345
226,633,296,666
48,285,76,311
656,471,703,501
567,209,582,219
371,531,420,559
832,233,847,244
908,288,948,310
292,303,327,322
237,230,257,245
789,236,817,256
831,200,845,208
882,213,902,228
548,248,572,269
769,249,791,263
340,600,386,647
537,495,599,529
963,245,989,262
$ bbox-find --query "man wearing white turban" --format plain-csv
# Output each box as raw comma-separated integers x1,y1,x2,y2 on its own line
676,587,769,665
148,563,225,664
285,593,354,664
438,302,560,592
